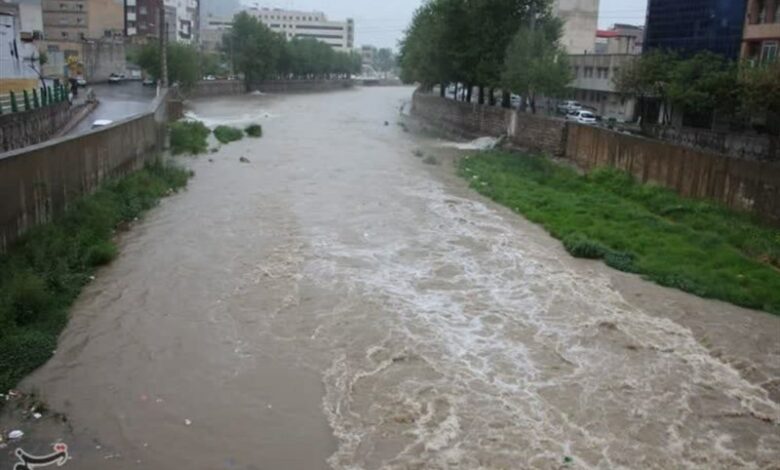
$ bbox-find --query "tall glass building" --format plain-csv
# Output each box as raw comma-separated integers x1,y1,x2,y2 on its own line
644,0,748,59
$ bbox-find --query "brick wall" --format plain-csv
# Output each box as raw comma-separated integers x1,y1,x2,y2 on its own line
566,123,780,225
411,91,567,155
0,101,75,153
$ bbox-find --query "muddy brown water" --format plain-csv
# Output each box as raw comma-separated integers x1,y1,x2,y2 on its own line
1,87,779,469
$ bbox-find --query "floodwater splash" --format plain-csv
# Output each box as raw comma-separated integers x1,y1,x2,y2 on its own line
438,136,501,150
183,110,275,129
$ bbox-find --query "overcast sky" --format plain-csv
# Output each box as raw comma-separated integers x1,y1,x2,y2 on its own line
239,0,649,50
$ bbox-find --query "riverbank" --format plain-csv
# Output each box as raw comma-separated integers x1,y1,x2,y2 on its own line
0,162,190,395
459,150,780,315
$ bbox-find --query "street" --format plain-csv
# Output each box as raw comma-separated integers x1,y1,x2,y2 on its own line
1,87,778,469
68,82,157,135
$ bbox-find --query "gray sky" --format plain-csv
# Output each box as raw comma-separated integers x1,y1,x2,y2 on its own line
240,0,649,50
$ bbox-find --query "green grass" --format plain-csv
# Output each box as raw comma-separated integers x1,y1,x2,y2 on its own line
0,162,191,395
214,125,244,144
169,120,210,155
459,151,780,314
244,124,263,138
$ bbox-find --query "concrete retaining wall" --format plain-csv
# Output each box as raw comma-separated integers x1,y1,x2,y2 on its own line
0,91,172,252
412,91,780,225
0,101,76,152
189,80,245,98
643,125,779,163
412,91,567,156
566,124,780,225
249,79,354,93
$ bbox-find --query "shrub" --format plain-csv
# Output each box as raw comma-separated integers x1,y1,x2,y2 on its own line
214,125,244,144
245,124,263,138
85,240,118,267
604,250,638,273
7,273,51,325
563,234,608,259
170,120,210,155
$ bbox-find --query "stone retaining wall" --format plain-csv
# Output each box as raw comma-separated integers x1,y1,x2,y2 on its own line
0,101,76,152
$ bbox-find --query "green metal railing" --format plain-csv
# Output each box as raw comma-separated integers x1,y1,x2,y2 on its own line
0,84,70,115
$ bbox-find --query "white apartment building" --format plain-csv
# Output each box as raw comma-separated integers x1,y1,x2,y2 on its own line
163,0,198,42
553,0,599,54
248,8,354,50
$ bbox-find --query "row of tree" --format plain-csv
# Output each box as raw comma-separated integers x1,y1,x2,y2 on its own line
134,12,362,89
223,12,361,84
399,0,570,111
615,50,780,130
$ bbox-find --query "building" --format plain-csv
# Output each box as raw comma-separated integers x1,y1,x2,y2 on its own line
13,0,44,41
553,0,599,54
0,3,41,93
124,0,162,41
595,24,644,55
200,14,231,52
741,0,780,63
42,0,124,41
360,45,376,65
248,8,354,51
163,0,197,43
644,0,748,59
568,54,638,122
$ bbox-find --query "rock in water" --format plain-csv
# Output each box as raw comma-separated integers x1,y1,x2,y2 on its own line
239,157,250,163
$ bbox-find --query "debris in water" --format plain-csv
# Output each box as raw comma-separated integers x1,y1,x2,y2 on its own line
208,158,214,163
184,419,192,426
32,412,42,420
8,430,24,440
239,157,250,163
412,149,424,158
384,121,389,126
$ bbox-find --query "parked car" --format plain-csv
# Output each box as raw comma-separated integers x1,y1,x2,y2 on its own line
203,75,216,81
558,100,582,114
108,73,122,84
566,110,598,125
142,77,156,87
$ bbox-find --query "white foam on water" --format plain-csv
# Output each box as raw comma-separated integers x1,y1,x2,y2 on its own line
308,173,780,469
183,110,276,128
438,136,500,151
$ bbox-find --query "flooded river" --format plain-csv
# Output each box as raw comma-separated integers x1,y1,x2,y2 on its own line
2,87,779,469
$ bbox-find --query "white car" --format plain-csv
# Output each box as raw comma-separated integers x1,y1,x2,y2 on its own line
567,110,597,125
558,100,582,114
108,73,122,84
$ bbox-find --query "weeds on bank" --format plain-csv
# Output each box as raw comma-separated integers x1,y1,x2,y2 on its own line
244,124,263,138
170,121,210,155
214,125,244,144
0,162,191,395
459,151,780,314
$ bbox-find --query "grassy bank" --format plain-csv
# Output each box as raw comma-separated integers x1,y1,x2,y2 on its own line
459,151,780,314
170,121,210,155
0,162,191,394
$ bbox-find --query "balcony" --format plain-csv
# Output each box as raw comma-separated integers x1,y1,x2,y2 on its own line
743,22,780,40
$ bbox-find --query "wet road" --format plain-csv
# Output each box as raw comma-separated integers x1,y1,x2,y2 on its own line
68,82,156,135
2,87,779,469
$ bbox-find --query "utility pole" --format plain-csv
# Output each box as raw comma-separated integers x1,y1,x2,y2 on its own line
159,4,168,88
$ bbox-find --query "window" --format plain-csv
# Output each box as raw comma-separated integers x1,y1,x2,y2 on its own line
761,41,778,63
584,67,594,78
775,3,780,22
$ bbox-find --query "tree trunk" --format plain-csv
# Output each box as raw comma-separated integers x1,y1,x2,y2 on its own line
530,95,537,114
489,87,496,106
440,83,446,97
454,83,459,100
478,86,485,105
501,91,511,108
466,84,472,103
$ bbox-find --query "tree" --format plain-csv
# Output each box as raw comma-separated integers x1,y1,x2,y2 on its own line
615,50,677,124
374,48,395,77
222,12,281,85
502,18,570,113
133,42,201,89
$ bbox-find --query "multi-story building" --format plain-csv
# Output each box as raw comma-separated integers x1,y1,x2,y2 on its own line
200,14,231,52
568,53,638,122
644,0,748,59
360,45,376,66
595,24,643,55
13,0,44,41
249,8,354,51
741,0,780,63
553,0,599,54
124,0,161,40
42,0,124,41
0,3,41,92
163,0,197,43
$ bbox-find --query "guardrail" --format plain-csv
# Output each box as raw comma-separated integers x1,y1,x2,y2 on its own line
0,83,70,114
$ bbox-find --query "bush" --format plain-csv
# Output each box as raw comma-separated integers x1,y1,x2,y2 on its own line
85,240,118,267
0,162,191,399
563,234,607,259
604,250,638,273
245,124,263,138
214,125,244,144
169,120,210,155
